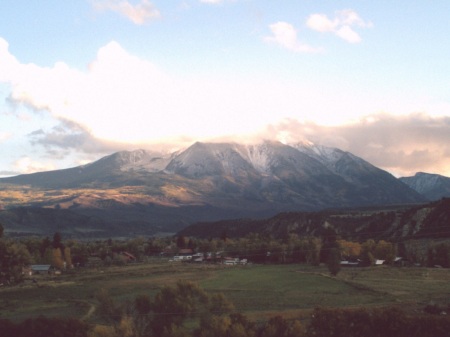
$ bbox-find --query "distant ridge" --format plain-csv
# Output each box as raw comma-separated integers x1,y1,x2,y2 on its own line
400,172,450,201
178,198,450,241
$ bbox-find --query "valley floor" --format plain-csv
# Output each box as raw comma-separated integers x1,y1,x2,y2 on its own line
1,260,449,324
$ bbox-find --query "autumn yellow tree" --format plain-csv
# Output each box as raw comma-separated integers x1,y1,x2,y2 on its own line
361,239,376,266
52,247,65,269
338,240,361,260
374,240,396,264
64,246,73,268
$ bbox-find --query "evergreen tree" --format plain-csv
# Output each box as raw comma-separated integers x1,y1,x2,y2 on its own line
176,235,186,249
40,237,51,259
327,247,341,276
320,227,341,275
52,232,63,249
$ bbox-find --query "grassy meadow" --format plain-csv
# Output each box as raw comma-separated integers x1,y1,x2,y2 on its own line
1,260,449,324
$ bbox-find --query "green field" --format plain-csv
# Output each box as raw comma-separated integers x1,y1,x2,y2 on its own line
1,261,449,323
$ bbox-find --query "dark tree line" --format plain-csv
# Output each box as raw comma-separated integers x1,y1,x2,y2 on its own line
308,306,450,337
0,316,88,337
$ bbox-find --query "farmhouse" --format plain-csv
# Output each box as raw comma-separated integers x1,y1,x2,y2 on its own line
172,248,195,262
28,265,52,275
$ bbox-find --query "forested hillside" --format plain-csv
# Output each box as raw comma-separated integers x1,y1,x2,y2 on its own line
179,198,450,241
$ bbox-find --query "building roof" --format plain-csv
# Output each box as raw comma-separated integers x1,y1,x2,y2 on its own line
178,249,194,255
122,251,136,260
31,265,51,271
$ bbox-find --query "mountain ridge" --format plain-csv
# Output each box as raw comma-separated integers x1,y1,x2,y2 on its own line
0,140,430,237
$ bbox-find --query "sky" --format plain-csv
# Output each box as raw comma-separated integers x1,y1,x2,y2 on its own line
1,0,450,178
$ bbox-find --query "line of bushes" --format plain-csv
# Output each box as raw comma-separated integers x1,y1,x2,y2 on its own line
2,303,450,337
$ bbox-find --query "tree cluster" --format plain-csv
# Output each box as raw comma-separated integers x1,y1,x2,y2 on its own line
427,242,450,267
0,222,31,284
92,280,236,337
0,230,73,284
90,280,306,337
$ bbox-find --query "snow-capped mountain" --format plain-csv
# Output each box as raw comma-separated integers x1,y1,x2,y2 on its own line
165,142,257,179
166,141,335,182
1,140,425,207
400,172,450,201
94,149,173,173
0,140,427,236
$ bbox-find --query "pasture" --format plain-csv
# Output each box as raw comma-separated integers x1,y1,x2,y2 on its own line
1,260,449,323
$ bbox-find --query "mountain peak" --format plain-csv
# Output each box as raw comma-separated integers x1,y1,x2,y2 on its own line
93,149,170,173
400,172,450,201
165,142,255,178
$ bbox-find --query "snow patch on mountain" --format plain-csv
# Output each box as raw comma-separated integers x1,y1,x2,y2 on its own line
403,172,443,191
96,149,173,173
165,142,257,178
240,142,273,174
292,142,348,167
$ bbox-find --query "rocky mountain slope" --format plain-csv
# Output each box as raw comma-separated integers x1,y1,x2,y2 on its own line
0,141,427,237
179,198,450,241
400,172,450,201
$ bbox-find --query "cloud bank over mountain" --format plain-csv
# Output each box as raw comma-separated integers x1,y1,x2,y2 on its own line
1,1,449,178
267,114,450,177
1,33,450,178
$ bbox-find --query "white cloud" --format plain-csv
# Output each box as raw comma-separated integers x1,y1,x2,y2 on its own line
13,157,55,174
2,36,447,153
265,22,321,53
91,0,161,25
306,9,372,43
335,25,361,44
1,38,302,144
0,132,11,142
0,39,19,82
306,14,336,33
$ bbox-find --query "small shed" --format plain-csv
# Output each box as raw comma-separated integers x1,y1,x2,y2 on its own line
30,265,52,275
340,260,360,267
